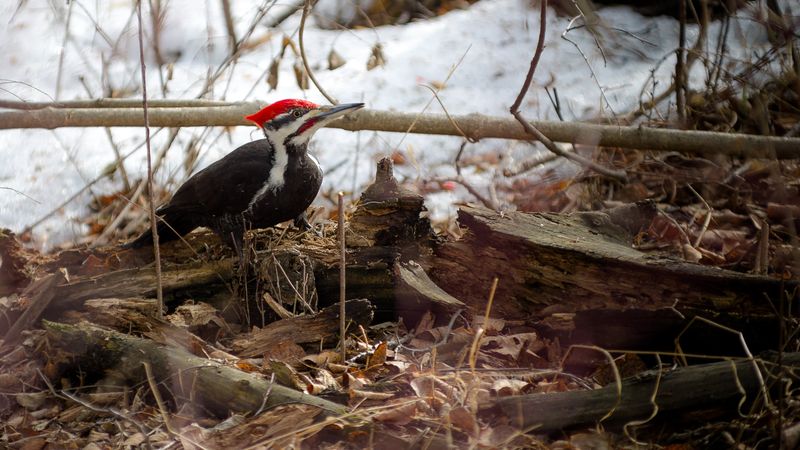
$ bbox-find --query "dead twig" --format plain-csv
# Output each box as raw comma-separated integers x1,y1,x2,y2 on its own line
0,186,40,204
300,0,338,104
686,184,712,248
510,0,627,182
55,0,74,100
3,104,800,159
221,0,239,55
37,370,154,450
676,0,687,123
338,191,346,363
137,0,164,318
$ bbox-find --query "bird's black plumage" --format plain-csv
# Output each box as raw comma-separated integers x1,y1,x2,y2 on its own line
126,138,322,251
126,100,363,253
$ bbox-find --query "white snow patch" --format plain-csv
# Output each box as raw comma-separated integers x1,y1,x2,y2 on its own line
0,0,778,249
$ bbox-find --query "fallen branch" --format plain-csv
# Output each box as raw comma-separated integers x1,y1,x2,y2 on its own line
231,299,374,358
0,103,798,158
490,351,797,433
43,321,348,416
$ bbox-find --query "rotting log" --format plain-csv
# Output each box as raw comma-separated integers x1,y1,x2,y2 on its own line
0,229,33,296
232,299,375,357
1,272,65,347
2,159,795,352
489,351,798,433
430,203,794,352
42,321,347,417
432,204,791,317
394,260,465,321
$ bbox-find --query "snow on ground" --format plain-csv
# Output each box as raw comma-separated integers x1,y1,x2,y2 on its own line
0,0,777,249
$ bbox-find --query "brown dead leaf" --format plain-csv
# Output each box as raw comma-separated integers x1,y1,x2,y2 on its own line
414,310,436,334
472,316,505,333
568,431,612,450
367,341,387,368
16,392,47,410
313,369,341,392
328,48,345,70
269,359,308,391
303,350,342,368
235,359,260,373
349,388,394,400
482,333,541,361
366,43,385,70
491,378,530,396
390,150,406,165
262,339,306,366
449,406,478,437
0,373,19,389
293,60,309,90
477,424,521,448
267,57,280,90
121,432,146,447
374,399,417,425
167,302,228,340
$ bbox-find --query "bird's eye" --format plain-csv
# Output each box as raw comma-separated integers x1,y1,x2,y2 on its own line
292,109,303,118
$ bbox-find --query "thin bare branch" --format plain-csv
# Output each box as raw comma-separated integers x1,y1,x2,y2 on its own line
676,0,687,122
221,0,239,55
0,186,41,204
300,0,338,104
55,0,74,100
510,0,627,181
338,191,346,363
137,0,164,318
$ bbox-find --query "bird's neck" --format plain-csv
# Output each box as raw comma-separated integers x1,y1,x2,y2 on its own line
261,134,312,193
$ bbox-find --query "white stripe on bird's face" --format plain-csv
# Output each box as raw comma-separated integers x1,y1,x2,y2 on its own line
246,117,306,211
263,115,307,189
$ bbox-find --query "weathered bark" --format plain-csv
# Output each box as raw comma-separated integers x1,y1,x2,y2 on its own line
489,351,797,433
0,229,34,296
432,204,789,318
232,299,374,357
56,259,235,312
42,321,347,416
3,160,794,353
394,261,467,313
1,272,65,346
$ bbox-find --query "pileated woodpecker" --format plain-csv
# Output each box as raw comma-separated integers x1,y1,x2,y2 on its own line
126,99,364,252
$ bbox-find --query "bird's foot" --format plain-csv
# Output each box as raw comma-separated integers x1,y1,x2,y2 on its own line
293,213,321,236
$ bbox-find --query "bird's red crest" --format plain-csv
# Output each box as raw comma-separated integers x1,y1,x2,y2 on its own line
245,99,319,126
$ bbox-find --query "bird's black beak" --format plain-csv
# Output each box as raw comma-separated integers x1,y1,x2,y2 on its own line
315,102,365,121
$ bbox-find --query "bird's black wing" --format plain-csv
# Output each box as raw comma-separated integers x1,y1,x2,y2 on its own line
160,139,274,217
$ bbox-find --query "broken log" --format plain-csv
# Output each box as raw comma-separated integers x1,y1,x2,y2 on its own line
232,299,375,358
490,351,797,433
43,321,347,416
2,159,794,353
1,272,65,347
433,204,789,317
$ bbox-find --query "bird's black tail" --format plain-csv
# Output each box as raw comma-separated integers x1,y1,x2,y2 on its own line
122,213,197,249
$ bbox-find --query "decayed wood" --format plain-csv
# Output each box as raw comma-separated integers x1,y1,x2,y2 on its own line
43,321,347,416
490,351,798,432
4,159,793,353
432,204,791,318
54,259,235,312
0,230,33,296
1,272,65,347
394,260,465,316
74,298,160,332
232,299,374,358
